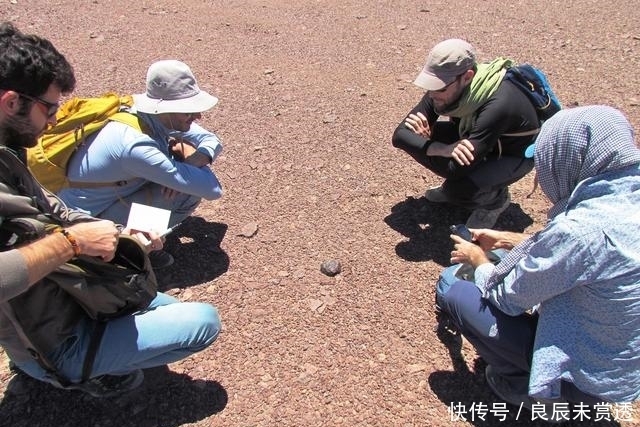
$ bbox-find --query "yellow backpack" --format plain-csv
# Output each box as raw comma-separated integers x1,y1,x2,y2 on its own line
27,92,147,193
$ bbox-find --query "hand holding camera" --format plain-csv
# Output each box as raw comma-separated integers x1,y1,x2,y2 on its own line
449,224,473,242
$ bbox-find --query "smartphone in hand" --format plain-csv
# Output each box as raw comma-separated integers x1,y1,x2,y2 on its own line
449,224,473,242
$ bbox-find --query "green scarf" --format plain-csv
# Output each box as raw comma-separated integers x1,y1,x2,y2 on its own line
442,57,515,137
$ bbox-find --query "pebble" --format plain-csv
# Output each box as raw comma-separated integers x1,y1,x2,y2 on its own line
320,259,341,276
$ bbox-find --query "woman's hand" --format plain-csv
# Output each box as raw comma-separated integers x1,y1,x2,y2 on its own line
470,228,530,251
450,234,491,267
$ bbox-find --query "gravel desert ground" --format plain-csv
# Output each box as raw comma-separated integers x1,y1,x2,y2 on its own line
1,1,639,426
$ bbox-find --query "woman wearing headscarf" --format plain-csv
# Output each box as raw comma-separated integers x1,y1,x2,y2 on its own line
437,105,640,415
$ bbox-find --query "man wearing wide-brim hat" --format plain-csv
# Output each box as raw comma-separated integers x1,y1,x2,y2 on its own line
58,60,223,269
391,38,539,229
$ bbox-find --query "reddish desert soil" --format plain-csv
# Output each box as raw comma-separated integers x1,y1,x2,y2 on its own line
1,1,640,426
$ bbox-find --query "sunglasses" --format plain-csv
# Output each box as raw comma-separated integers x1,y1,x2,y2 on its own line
432,74,464,93
18,92,60,118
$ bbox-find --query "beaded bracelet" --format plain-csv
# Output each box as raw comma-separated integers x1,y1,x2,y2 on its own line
55,227,81,256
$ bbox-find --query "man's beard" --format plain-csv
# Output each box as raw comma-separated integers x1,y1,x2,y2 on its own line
0,112,40,150
433,95,463,116
432,85,469,116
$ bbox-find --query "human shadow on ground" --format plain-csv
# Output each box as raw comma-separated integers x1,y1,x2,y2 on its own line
384,196,533,267
428,320,623,427
156,216,229,290
0,366,227,427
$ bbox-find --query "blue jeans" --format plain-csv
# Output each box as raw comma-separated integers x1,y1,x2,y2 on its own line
17,293,221,384
436,270,602,404
97,182,202,227
437,278,537,375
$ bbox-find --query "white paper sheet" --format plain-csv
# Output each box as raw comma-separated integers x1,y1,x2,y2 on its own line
126,203,171,234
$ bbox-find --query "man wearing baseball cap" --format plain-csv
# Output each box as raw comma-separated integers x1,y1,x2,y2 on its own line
58,60,223,269
392,39,538,229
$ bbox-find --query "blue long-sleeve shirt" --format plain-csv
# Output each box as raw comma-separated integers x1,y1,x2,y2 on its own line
58,111,222,217
475,166,640,402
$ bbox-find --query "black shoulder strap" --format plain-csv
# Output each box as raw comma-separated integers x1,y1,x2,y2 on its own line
81,322,106,382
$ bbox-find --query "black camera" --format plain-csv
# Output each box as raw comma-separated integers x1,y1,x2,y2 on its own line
449,224,472,242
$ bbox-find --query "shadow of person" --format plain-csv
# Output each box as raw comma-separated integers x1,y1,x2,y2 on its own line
0,365,228,427
384,196,465,266
384,196,533,267
498,202,535,233
428,323,623,427
157,216,230,290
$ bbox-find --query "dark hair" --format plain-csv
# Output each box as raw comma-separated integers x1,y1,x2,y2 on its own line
0,21,76,98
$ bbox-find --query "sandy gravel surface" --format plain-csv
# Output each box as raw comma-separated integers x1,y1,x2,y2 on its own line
1,1,639,426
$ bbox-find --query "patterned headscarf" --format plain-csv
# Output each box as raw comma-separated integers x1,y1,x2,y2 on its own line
485,105,640,289
535,105,640,218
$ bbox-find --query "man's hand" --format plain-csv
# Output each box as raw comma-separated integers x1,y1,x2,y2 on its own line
426,139,475,165
450,234,491,267
66,220,120,261
170,137,211,167
448,139,475,165
404,112,431,138
169,137,197,161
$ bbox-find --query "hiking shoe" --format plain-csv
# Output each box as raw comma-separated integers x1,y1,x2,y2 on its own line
148,250,175,270
62,369,144,398
424,186,453,203
465,191,511,229
485,365,531,407
485,365,566,423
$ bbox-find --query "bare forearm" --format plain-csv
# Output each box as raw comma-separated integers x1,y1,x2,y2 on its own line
18,232,74,285
495,231,530,250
